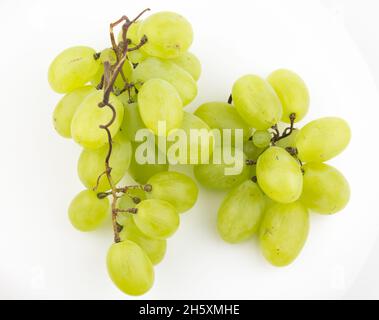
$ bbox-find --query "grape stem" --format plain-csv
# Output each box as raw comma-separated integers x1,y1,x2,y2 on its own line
96,9,150,243
271,113,296,144
227,94,233,104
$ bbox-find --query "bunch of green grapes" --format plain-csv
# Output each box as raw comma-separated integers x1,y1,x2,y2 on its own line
49,10,201,296
195,69,351,267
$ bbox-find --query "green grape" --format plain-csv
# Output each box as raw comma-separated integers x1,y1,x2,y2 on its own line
99,48,117,65
129,141,169,184
300,162,350,214
53,86,95,138
259,201,309,267
78,134,132,192
107,240,154,296
133,57,198,106
71,90,124,149
48,46,100,93
194,147,250,190
296,117,351,162
267,69,310,123
138,11,193,59
118,101,146,141
252,130,272,148
232,75,282,130
119,215,167,265
170,52,201,81
147,171,199,213
256,147,303,203
276,129,299,149
138,79,183,136
194,102,251,141
217,180,265,243
117,21,142,44
133,199,180,239
167,112,214,165
68,190,109,232
128,50,148,64
243,139,265,161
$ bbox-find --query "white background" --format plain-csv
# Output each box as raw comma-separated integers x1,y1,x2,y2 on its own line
0,0,378,299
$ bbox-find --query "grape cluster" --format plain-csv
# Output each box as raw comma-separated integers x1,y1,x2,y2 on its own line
50,10,200,296
197,69,351,267
49,8,351,296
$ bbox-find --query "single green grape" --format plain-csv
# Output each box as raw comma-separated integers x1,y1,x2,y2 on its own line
138,79,183,136
71,90,124,149
134,199,180,239
138,11,193,59
68,190,109,232
147,171,199,213
53,86,95,138
194,102,251,141
300,162,350,214
107,240,154,296
276,129,299,149
166,112,214,165
252,130,272,148
119,215,167,265
99,48,117,65
256,147,303,203
48,46,100,93
78,134,132,192
267,69,310,123
129,141,169,184
118,100,146,142
193,147,250,190
217,180,265,243
170,52,201,81
232,75,282,130
128,50,148,64
133,57,198,106
259,201,309,267
296,117,351,162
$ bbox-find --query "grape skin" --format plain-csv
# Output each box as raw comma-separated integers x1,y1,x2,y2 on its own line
252,130,272,149
68,190,109,232
138,11,193,59
147,171,199,213
170,52,202,81
300,162,350,214
256,147,303,203
107,240,154,296
259,201,309,267
48,46,100,93
118,101,146,142
218,180,265,243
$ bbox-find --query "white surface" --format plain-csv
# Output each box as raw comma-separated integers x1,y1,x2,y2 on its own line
0,0,378,299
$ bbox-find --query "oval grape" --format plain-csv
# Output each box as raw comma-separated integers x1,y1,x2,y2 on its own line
170,52,201,81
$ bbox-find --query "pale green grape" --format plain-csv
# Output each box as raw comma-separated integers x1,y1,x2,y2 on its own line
194,102,251,141
133,57,198,106
147,171,199,213
129,142,169,184
107,240,154,296
170,52,201,81
128,50,148,64
138,79,183,136
138,11,193,59
300,163,350,214
48,46,100,93
134,199,180,239
68,190,109,232
71,90,124,149
256,147,303,203
243,140,265,161
259,201,309,267
166,112,214,165
232,75,282,130
194,147,250,190
119,215,167,265
78,134,132,192
218,180,265,243
117,21,142,44
276,129,299,149
252,130,272,148
119,101,146,141
99,48,117,65
296,117,351,162
267,69,310,123
53,86,95,138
